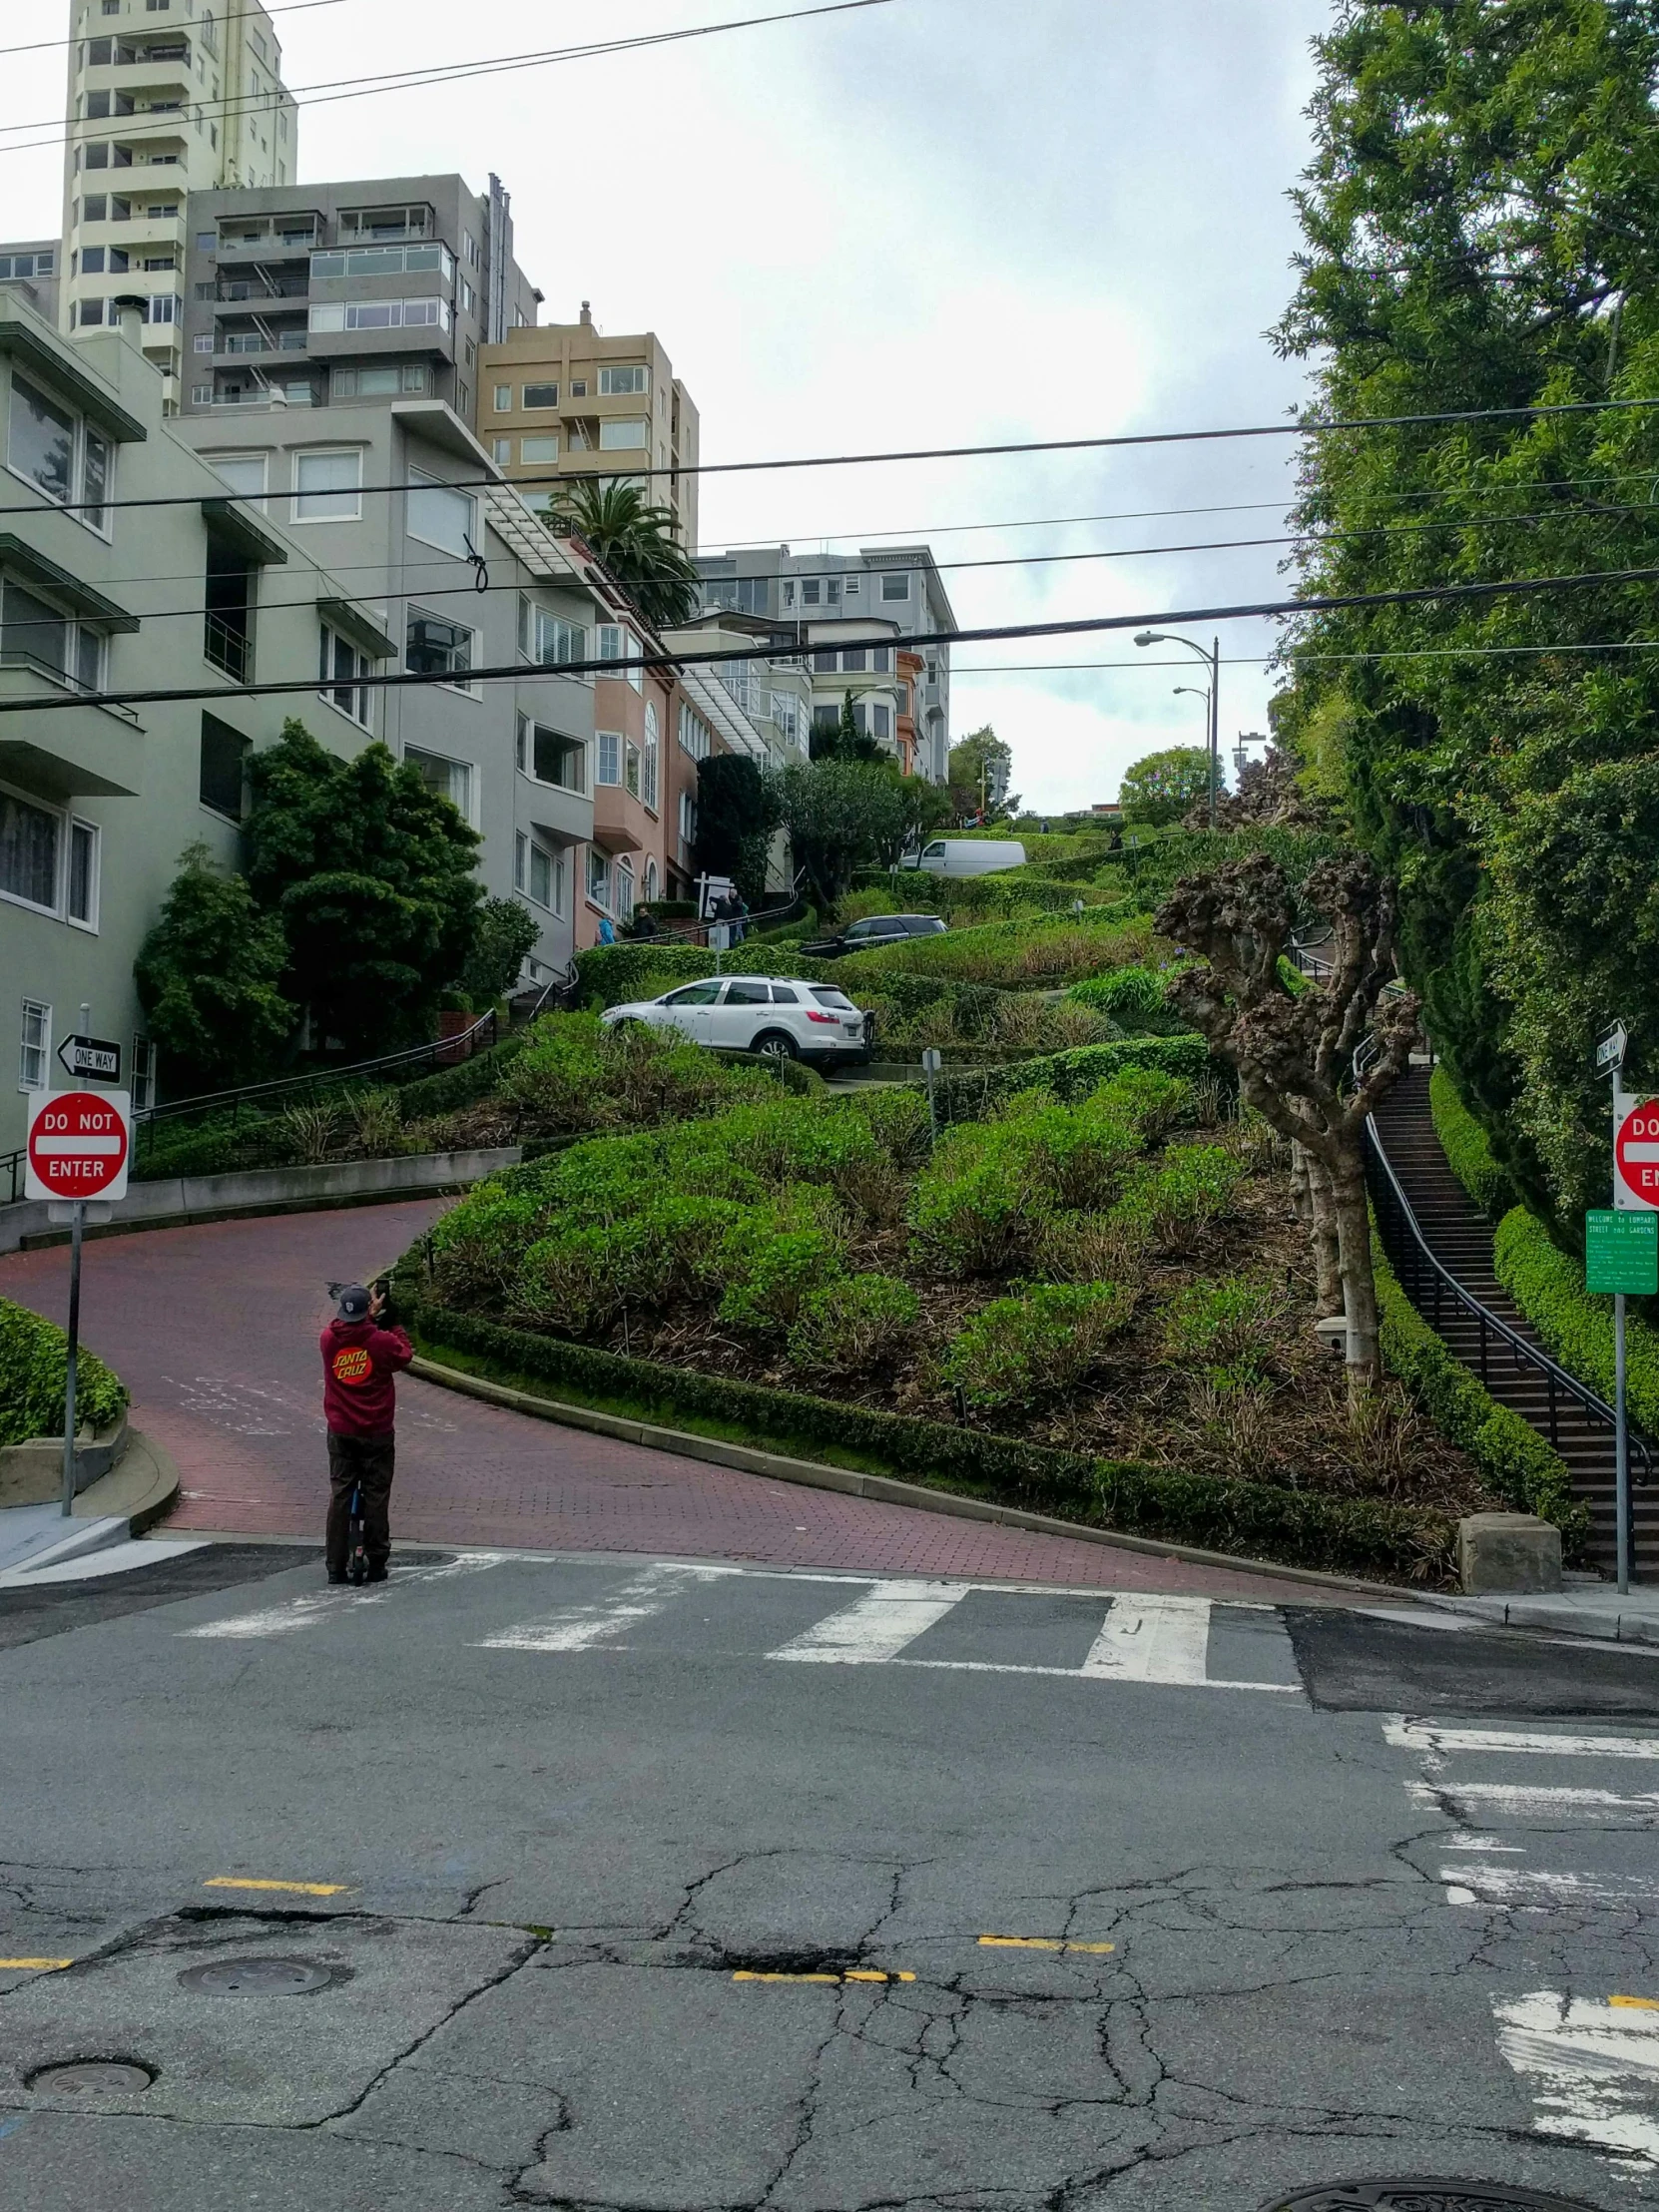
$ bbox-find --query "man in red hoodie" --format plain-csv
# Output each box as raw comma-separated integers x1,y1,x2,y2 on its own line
319,1283,413,1584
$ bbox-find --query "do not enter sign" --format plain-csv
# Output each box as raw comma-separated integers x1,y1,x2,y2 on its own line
24,1089,131,1203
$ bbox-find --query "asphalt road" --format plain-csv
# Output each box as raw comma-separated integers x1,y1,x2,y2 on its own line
3,1545,1659,2211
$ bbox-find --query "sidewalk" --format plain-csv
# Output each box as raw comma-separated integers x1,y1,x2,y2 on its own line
1435,1582,1659,1648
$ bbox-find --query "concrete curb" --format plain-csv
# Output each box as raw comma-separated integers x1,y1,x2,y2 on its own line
76,1427,181,1536
0,1147,521,1256
1431,1593,1659,1647
408,1353,1441,1604
0,1409,129,1508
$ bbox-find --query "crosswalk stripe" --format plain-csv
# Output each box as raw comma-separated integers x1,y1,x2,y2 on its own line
1408,1781,1659,1823
1081,1595,1211,1684
1384,1719,1659,1760
182,1551,509,1639
768,1579,968,1665
474,1561,740,1653
1492,1992,1659,2164
1442,1865,1659,1909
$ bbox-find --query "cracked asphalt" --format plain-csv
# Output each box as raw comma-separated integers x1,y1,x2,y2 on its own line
3,1546,1659,2211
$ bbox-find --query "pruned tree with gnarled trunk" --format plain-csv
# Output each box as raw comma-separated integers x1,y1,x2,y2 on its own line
1155,851,1419,1393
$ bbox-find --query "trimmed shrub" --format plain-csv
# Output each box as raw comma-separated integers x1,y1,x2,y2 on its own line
576,940,830,1008
786,1274,921,1377
1430,1065,1517,1219
1493,1206,1659,1437
942,1283,1136,1408
909,1126,1044,1275
935,1034,1216,1120
0,1297,127,1448
1376,1239,1585,1543
718,1230,846,1334
834,1084,933,1169
833,908,1158,991
1113,1146,1243,1251
1162,1278,1280,1385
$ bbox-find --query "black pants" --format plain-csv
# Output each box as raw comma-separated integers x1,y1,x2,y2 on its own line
325,1430,395,1574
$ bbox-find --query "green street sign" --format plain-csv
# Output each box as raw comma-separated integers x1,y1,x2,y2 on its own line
1586,1209,1659,1295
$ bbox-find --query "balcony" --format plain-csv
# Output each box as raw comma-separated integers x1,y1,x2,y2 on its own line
592,781,657,856
520,774,591,850
0,664,141,800
212,277,309,305
215,219,324,259
217,329,310,357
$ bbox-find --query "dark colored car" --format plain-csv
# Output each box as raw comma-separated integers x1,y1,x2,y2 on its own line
804,913,948,959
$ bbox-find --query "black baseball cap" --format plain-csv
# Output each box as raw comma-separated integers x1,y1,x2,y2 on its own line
336,1284,372,1321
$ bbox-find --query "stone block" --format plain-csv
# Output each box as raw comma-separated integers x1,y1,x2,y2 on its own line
1457,1511,1563,1595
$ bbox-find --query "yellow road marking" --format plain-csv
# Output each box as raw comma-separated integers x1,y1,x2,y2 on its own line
733,1969,917,1985
0,1958,72,1971
978,1936,1115,1954
204,1877,350,1897
1612,1993,1659,2010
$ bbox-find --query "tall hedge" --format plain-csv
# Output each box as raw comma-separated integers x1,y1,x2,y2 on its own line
1493,1207,1659,1439
1429,1066,1516,1220
0,1298,128,1449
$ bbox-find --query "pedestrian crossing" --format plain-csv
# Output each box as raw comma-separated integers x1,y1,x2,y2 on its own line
179,1553,1307,1694
1382,1708,1659,2165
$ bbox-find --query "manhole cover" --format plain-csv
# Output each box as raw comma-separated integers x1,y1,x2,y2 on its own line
1264,2184,1604,2212
177,1956,337,1996
28,2060,154,2093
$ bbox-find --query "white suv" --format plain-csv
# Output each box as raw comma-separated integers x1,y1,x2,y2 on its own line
600,975,872,1067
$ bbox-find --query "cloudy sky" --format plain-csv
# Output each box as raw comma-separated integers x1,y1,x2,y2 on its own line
6,0,1334,811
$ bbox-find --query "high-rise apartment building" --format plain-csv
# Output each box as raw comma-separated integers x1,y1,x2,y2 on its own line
177,174,537,424
479,304,701,545
694,545,956,780
60,0,298,409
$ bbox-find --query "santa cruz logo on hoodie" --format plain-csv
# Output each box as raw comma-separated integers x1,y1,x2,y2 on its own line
331,1346,373,1384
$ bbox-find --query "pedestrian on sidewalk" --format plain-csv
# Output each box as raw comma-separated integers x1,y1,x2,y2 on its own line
320,1283,412,1584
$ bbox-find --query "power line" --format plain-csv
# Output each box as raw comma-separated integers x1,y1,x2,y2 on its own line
64,497,1659,639
0,0,897,155
13,562,1659,718
0,0,349,61
955,640,1659,676
13,392,1659,526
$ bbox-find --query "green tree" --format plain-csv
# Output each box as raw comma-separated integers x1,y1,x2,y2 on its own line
550,479,701,629
1118,746,1212,828
947,726,1017,823
134,843,294,1092
772,760,913,912
1270,0,1659,1222
697,753,785,901
244,720,485,1057
810,690,883,765
460,896,543,1008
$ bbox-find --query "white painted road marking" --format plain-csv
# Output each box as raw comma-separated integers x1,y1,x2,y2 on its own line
476,1560,742,1653
1493,1992,1659,2165
183,1552,510,1638
1385,1719,1659,1760
1441,1865,1659,1910
769,1579,968,1664
1081,1594,1212,1684
1409,1780,1659,1826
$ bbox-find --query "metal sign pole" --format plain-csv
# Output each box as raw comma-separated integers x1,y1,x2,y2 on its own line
60,1199,85,1517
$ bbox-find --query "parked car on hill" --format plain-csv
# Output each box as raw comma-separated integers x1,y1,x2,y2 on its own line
599,976,872,1067
802,912,948,959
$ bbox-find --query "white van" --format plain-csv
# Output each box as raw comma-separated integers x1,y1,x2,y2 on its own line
902,837,1027,878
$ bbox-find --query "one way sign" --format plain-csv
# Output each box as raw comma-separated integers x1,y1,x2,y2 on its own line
56,1033,122,1082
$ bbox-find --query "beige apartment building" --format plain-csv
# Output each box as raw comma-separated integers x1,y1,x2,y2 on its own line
60,0,297,411
479,304,701,546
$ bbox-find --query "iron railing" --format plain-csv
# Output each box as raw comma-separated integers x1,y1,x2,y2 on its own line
1359,1036,1652,1484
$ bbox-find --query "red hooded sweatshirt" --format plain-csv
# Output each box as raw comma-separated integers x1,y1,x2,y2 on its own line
319,1317,413,1437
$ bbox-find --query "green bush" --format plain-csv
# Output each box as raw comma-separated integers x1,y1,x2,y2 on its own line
1430,1065,1517,1218
718,1229,846,1334
498,1014,773,1137
1066,965,1192,1035
935,1034,1216,1119
909,1128,1046,1275
1493,1206,1659,1437
0,1297,127,1448
785,1274,921,1376
834,908,1157,991
1376,1238,1585,1543
1113,1146,1243,1250
1162,1278,1280,1385
942,1282,1136,1408
576,940,829,1008
396,1296,1456,1581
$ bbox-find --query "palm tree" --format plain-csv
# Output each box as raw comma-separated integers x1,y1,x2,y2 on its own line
550,479,702,630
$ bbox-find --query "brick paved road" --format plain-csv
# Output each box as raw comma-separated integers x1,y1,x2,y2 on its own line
0,1202,1329,1597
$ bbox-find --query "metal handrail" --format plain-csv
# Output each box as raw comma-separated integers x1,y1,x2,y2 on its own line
1359,1038,1653,1485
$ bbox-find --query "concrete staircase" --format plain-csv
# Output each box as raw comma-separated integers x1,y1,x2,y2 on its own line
1371,1065,1655,1575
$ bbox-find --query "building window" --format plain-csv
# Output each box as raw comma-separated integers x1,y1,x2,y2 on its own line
570,378,587,398
624,740,641,799
516,716,584,792
331,363,428,399
491,437,512,465
404,747,473,822
19,999,51,1092
844,576,860,596
309,244,453,281
520,433,559,463
677,703,709,760
291,447,361,521
523,382,558,408
492,383,513,411
514,832,565,916
841,647,866,674
644,856,660,903
406,609,475,690
132,1034,158,1112
198,714,249,820
1,791,60,914
881,572,910,601
598,624,642,691
318,623,371,727
521,601,586,669
782,580,795,608
801,579,820,607
406,468,477,559
205,450,268,504
586,846,611,911
677,789,697,868
598,364,648,395
306,297,449,333
812,704,838,736
642,702,660,811
872,702,891,740
595,732,621,786
872,644,891,672
598,418,649,450
6,375,114,534
811,649,836,674
67,820,99,929
615,856,636,920
1,578,103,693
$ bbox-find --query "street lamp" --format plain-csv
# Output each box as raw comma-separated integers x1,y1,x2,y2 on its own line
1136,629,1221,830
